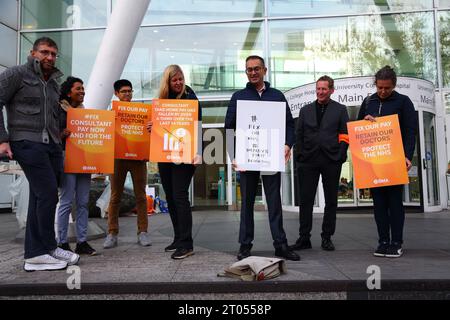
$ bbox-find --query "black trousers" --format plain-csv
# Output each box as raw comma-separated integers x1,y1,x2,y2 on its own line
158,163,196,250
10,140,63,259
371,185,404,244
298,153,342,239
239,171,287,249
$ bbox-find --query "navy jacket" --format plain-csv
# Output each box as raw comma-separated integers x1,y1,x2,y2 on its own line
295,99,349,164
225,81,295,148
357,91,417,160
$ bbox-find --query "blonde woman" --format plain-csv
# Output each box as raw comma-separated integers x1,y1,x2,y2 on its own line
147,65,202,259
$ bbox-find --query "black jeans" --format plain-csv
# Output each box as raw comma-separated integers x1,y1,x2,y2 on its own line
158,163,196,250
298,153,342,239
371,185,405,244
239,171,288,249
10,140,63,259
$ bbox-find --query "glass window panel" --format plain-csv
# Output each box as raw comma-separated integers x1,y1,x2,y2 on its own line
20,30,104,86
112,0,263,25
439,11,450,87
21,0,108,30
269,13,437,91
122,22,264,100
439,0,450,8
0,0,18,30
0,24,17,67
445,92,450,114
268,0,433,17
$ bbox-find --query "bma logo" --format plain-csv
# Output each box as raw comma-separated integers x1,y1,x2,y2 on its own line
373,178,389,185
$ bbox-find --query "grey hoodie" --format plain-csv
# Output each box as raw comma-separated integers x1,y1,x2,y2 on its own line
0,56,63,144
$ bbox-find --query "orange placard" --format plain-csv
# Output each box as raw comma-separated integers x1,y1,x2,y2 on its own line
149,99,198,163
64,108,115,174
112,101,151,160
347,114,409,189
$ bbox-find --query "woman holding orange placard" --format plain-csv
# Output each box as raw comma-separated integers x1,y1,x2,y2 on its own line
57,76,97,256
147,65,202,260
357,66,417,258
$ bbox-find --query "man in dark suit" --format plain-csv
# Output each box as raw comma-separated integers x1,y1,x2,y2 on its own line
291,76,349,252
225,55,299,261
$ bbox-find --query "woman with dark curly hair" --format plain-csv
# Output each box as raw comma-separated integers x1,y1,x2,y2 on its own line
57,76,96,256
358,66,418,258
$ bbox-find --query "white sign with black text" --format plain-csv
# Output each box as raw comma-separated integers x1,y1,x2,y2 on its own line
235,100,286,172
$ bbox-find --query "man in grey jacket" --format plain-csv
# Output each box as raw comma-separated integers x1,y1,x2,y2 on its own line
0,37,80,271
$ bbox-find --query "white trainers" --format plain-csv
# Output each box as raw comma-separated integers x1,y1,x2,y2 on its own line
50,247,80,265
24,254,68,272
138,232,152,247
103,234,118,249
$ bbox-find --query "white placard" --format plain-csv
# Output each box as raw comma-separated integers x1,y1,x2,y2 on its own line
235,100,286,172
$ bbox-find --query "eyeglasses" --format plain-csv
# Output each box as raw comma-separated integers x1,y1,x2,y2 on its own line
245,66,264,74
37,50,59,59
119,89,133,94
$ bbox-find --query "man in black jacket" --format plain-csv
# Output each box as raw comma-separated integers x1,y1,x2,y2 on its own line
291,76,349,252
225,55,299,261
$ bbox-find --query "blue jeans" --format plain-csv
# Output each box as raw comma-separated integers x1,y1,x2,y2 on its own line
10,140,63,259
57,173,91,243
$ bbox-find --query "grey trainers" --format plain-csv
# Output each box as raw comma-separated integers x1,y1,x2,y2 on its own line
103,234,118,249
50,247,80,266
138,232,152,247
24,254,68,272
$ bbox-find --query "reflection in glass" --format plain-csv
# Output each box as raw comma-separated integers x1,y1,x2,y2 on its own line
439,11,450,87
20,30,104,88
122,22,264,100
423,112,440,206
445,93,450,114
194,128,228,207
404,135,420,204
268,0,433,17
21,0,108,29
122,0,263,25
270,13,437,90
439,0,450,8
282,157,293,206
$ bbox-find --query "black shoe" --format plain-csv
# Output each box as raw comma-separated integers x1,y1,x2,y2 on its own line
321,238,335,251
373,242,390,257
237,245,252,261
75,241,97,256
275,244,301,261
290,237,312,251
385,242,403,258
58,243,72,252
165,243,177,252
171,248,194,259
